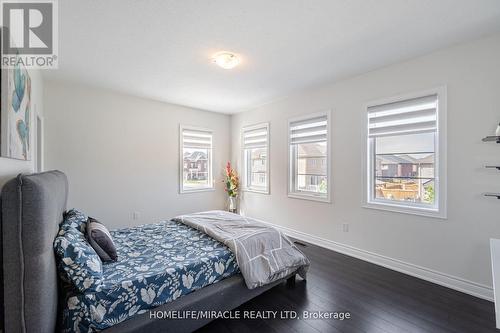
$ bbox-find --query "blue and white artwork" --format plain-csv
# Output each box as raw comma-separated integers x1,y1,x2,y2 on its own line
1,60,32,160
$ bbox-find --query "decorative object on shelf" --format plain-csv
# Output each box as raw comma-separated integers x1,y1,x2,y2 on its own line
482,136,500,143
223,162,239,213
496,123,500,137
485,193,500,199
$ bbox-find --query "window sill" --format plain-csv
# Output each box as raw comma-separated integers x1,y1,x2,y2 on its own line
180,187,215,194
363,201,446,219
243,188,270,195
288,192,330,203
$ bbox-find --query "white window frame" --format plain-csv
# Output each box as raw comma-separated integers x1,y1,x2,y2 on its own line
35,108,44,173
241,122,270,194
179,125,214,194
287,110,332,203
362,87,447,219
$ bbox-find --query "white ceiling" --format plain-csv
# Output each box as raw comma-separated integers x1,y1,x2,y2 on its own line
44,0,500,114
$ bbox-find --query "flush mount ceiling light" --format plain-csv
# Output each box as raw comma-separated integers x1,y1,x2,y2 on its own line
212,52,240,69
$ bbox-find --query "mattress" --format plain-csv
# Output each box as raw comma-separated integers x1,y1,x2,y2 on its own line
61,220,239,332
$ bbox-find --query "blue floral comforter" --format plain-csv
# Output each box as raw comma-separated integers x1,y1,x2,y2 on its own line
61,220,239,332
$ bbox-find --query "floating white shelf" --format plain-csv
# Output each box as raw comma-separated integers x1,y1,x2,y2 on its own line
483,136,500,143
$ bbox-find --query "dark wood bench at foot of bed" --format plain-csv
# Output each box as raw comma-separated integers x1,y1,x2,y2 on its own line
0,170,298,333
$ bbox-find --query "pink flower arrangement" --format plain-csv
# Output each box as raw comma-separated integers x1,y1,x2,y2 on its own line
223,162,239,197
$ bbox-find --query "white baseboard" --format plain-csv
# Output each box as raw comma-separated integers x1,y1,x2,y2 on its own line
264,221,494,302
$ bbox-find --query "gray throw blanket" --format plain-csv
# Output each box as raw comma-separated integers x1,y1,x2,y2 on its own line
172,210,310,289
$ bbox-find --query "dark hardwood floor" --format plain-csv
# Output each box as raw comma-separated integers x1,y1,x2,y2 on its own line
197,240,498,333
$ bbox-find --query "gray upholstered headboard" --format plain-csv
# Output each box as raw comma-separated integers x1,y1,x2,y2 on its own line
1,170,68,333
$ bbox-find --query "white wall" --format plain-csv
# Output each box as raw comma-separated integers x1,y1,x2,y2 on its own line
0,70,44,188
44,81,231,229
231,34,500,293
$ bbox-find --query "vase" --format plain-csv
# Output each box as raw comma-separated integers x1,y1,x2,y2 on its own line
228,196,237,214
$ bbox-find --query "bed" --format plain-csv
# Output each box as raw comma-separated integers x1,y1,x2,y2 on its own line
1,171,303,333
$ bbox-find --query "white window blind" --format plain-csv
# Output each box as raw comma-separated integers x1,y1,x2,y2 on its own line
288,112,330,202
180,126,213,193
364,88,447,219
243,125,268,149
368,94,438,138
242,123,269,193
289,115,328,144
182,128,212,149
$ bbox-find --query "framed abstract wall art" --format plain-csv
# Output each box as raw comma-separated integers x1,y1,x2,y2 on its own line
0,55,32,161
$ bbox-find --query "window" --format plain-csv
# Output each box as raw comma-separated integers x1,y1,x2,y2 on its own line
242,123,269,193
180,126,213,193
365,89,447,218
288,111,331,202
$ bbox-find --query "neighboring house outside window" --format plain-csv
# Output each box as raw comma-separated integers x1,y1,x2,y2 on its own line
364,88,447,218
180,125,214,193
288,111,331,202
242,123,269,194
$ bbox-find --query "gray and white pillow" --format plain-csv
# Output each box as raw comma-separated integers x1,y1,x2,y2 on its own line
86,217,118,262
